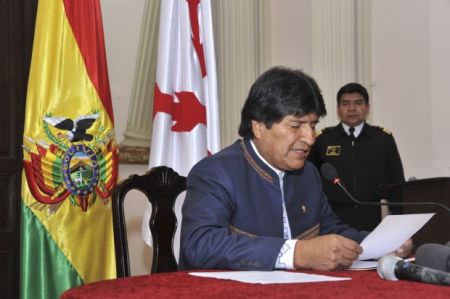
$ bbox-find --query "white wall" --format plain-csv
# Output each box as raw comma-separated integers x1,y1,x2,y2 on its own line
430,0,450,178
371,0,450,178
267,0,312,72
101,0,145,144
101,0,450,275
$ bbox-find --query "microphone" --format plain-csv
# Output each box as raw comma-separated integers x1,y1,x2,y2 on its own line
377,254,450,286
319,162,450,212
415,242,450,272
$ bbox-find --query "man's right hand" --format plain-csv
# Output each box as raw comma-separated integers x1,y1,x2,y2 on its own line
293,234,362,270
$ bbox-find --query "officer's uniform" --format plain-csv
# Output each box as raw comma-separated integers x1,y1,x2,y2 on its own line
308,122,405,231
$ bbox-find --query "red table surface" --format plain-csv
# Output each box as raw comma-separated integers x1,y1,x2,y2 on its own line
61,269,450,299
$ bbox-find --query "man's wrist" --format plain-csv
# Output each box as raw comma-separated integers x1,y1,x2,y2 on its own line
275,239,297,269
293,239,308,269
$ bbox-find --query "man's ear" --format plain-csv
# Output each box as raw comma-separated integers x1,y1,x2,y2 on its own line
251,120,263,139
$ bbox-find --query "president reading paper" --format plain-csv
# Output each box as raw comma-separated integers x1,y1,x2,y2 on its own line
179,67,413,271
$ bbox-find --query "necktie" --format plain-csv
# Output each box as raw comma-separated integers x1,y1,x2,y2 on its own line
349,127,356,140
349,127,356,145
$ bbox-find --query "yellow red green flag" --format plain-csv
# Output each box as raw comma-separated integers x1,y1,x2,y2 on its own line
20,0,118,298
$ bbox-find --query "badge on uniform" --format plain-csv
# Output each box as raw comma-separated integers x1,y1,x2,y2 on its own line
326,145,341,156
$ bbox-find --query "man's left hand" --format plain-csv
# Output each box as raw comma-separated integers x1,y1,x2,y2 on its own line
393,238,413,258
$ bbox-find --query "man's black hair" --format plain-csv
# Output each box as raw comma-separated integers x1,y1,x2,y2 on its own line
238,66,327,139
336,82,369,104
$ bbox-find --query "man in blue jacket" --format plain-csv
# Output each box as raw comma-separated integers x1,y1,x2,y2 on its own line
179,66,411,271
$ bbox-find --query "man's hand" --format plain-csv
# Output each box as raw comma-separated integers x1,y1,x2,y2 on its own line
293,235,362,271
393,238,413,258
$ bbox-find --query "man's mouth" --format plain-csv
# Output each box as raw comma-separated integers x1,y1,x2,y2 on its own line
290,147,309,157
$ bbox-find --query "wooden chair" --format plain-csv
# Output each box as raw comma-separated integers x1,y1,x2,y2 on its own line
112,166,186,277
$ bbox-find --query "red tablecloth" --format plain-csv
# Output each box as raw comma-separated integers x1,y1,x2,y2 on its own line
61,270,450,299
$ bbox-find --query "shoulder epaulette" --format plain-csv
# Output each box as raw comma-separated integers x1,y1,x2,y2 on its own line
374,126,392,135
316,127,332,137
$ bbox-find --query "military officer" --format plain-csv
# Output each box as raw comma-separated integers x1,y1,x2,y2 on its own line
308,82,405,231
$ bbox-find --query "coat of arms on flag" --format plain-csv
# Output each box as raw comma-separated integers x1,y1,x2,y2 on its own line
23,110,118,212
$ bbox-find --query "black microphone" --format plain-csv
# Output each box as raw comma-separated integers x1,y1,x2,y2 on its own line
415,242,450,272
320,162,450,212
377,254,450,286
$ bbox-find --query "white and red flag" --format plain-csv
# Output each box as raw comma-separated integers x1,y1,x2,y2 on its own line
143,0,220,250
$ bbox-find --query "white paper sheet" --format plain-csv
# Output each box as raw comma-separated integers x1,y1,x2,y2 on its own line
189,271,350,284
358,213,434,261
349,260,378,270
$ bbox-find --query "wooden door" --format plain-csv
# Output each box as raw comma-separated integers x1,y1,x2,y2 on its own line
0,1,37,298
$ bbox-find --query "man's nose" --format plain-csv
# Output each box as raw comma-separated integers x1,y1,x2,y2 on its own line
301,126,315,147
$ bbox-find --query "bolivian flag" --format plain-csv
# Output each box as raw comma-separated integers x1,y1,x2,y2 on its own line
20,1,118,298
